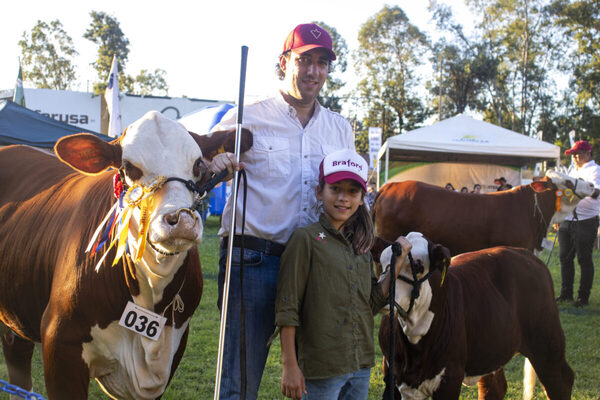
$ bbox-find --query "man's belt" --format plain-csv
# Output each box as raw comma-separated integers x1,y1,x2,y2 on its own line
223,235,285,257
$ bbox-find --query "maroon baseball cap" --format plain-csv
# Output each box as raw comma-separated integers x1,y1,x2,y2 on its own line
565,140,592,155
282,23,336,60
318,149,368,191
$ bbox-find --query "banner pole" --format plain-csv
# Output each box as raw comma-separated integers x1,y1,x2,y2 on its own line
214,45,248,400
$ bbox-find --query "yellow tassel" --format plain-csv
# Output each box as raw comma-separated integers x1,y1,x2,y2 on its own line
440,265,447,287
113,207,133,266
135,198,152,261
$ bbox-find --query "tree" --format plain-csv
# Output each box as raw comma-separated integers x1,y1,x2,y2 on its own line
552,0,600,114
465,0,561,136
84,11,130,94
19,20,78,90
312,21,348,112
427,41,490,119
122,69,168,96
427,2,494,119
355,5,430,142
84,11,168,96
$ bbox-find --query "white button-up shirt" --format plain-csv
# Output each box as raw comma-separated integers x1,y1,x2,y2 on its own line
566,159,600,221
211,91,354,243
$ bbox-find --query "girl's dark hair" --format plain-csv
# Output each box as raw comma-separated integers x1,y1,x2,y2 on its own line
318,180,375,255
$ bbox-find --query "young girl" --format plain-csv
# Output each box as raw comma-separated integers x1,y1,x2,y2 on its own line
275,149,412,399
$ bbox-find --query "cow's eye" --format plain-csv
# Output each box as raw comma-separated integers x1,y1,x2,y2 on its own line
123,161,143,181
193,158,208,179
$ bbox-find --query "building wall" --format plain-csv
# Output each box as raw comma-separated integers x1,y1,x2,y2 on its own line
0,88,230,134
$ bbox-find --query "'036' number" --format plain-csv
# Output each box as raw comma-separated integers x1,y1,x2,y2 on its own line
124,310,160,338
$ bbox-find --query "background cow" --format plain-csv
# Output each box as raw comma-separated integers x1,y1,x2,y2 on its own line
378,233,573,399
374,170,596,256
0,111,251,399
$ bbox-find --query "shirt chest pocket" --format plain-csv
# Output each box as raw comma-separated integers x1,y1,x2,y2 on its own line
254,137,291,178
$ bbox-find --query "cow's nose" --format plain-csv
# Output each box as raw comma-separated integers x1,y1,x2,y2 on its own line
164,208,197,226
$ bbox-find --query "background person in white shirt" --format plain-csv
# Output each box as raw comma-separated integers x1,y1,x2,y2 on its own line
557,140,600,307
208,23,354,399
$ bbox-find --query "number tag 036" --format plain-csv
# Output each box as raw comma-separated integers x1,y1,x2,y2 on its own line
119,301,167,341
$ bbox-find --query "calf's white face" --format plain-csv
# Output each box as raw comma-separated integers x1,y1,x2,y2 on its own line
380,232,436,344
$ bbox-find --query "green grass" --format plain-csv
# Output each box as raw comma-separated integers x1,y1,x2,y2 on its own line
2,218,600,399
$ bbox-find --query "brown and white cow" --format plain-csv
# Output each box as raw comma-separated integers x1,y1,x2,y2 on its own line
0,111,251,399
378,232,573,399
374,170,596,256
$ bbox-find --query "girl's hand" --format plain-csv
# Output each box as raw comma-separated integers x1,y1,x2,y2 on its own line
394,236,412,278
281,363,306,399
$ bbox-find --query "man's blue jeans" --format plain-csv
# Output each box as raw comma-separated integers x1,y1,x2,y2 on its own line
217,243,280,400
304,368,372,400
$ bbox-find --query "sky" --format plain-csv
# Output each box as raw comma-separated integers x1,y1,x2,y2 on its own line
1,0,477,105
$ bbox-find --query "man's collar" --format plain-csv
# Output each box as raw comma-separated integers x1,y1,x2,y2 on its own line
277,90,321,120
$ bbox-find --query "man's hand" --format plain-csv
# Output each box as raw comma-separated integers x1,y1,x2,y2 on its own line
281,362,306,399
208,152,245,181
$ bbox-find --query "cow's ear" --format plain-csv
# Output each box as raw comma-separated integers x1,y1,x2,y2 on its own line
188,128,253,161
55,133,122,175
370,236,393,264
530,181,548,193
429,244,451,272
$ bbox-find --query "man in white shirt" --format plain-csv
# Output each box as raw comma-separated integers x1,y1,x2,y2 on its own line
557,140,600,307
209,23,353,399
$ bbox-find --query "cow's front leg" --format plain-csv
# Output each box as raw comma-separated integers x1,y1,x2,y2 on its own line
2,330,35,395
41,320,90,400
431,371,463,400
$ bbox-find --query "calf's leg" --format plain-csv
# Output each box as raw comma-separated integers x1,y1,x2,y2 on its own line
2,330,35,394
477,369,507,400
527,355,573,400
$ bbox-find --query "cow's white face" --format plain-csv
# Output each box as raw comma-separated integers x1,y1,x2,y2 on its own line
120,112,206,270
545,169,596,223
380,232,435,344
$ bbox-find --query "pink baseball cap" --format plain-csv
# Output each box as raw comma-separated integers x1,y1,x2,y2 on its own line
565,140,592,155
282,23,336,60
318,149,368,191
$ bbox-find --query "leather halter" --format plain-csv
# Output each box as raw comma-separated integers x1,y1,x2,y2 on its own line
392,250,437,319
118,168,228,257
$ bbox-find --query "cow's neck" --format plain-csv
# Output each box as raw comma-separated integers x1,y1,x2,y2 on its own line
122,220,187,311
528,186,558,248
395,279,435,344
132,251,186,311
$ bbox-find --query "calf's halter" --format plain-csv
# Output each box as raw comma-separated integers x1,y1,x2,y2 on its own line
389,245,440,320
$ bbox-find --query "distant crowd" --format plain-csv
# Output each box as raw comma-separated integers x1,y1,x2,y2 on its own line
445,177,513,193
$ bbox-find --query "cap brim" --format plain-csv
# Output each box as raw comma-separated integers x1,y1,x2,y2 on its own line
291,44,336,60
565,149,586,155
324,172,366,191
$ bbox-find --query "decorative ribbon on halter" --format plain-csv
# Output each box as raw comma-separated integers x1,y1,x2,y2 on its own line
86,175,168,271
554,188,576,214
555,189,563,212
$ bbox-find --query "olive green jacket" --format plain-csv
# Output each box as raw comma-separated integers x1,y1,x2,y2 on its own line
275,215,387,379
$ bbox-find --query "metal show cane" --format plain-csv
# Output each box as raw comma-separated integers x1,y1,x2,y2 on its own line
214,45,248,400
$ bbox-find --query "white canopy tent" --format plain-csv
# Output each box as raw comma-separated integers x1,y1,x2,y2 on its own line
376,114,561,191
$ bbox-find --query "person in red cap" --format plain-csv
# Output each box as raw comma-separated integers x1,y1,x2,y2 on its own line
207,23,354,399
275,149,412,399
557,140,600,307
